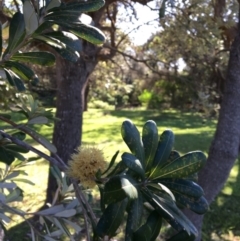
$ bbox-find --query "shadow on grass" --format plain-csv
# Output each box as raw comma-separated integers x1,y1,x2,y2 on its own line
0,112,54,147
5,221,31,241
7,108,235,241
202,158,240,241
108,109,216,129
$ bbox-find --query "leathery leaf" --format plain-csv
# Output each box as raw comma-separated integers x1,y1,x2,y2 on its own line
158,178,204,198
142,188,198,237
150,151,207,180
96,199,128,238
173,192,209,214
121,152,145,179
121,120,145,169
132,210,162,241
149,130,174,178
125,192,143,241
103,175,138,204
142,120,159,173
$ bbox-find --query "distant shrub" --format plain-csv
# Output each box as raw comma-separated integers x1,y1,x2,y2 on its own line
89,99,112,109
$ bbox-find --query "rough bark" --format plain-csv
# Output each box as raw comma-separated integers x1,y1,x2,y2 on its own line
185,7,240,240
46,42,98,203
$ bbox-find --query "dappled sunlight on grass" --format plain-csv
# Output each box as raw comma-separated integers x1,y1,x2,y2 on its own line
6,160,48,231
203,159,240,241
83,108,216,157
4,108,240,241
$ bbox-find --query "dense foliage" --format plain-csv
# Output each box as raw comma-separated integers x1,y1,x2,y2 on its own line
0,0,210,240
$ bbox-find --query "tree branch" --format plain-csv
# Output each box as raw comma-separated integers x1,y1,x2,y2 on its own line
0,130,66,170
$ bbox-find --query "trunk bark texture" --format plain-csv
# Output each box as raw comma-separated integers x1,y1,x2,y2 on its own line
185,10,240,241
46,42,98,203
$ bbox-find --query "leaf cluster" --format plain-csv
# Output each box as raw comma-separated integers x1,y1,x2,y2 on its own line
96,119,209,240
0,0,105,93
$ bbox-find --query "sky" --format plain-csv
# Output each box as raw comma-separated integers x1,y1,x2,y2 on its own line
4,0,160,46
117,2,160,46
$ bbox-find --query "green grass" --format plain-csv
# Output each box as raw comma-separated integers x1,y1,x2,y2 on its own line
82,108,216,158
2,108,240,241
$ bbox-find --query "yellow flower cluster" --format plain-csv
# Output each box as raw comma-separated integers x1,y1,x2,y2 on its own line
67,146,106,189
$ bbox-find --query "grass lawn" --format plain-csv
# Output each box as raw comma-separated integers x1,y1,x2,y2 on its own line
3,108,240,240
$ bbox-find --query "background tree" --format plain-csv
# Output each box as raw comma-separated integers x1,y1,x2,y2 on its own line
2,0,240,239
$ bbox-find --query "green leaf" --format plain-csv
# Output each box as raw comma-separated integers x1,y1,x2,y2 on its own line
166,230,196,241
0,212,11,223
142,120,159,173
149,129,174,178
46,0,61,12
12,178,35,186
0,113,11,120
173,192,209,214
142,189,198,237
133,210,162,241
106,160,127,177
34,33,80,62
121,120,145,169
0,146,15,165
159,178,204,198
4,61,34,81
37,204,65,216
7,12,26,54
147,211,163,241
51,0,105,12
70,24,105,45
166,150,181,165
4,148,26,161
125,193,143,241
4,69,25,91
25,126,57,153
147,182,176,202
34,35,69,49
44,11,83,23
44,31,82,52
0,22,2,58
150,151,207,180
0,182,17,189
68,23,105,45
33,21,53,35
6,188,23,203
132,223,151,241
54,209,77,218
28,116,49,125
23,0,39,35
52,218,71,237
184,172,198,182
96,199,128,238
5,171,21,180
121,152,145,179
63,219,82,234
51,45,79,62
4,144,28,153
3,69,14,86
104,175,138,204
102,150,119,175
12,132,26,141
11,52,55,66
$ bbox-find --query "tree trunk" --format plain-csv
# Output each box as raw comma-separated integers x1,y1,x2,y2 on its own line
185,9,240,241
46,43,98,203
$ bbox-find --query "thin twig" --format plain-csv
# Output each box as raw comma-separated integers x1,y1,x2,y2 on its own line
73,181,91,241
0,116,58,156
1,202,44,238
0,130,65,170
73,181,98,225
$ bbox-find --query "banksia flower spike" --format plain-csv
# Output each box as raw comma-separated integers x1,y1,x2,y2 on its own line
67,146,106,189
